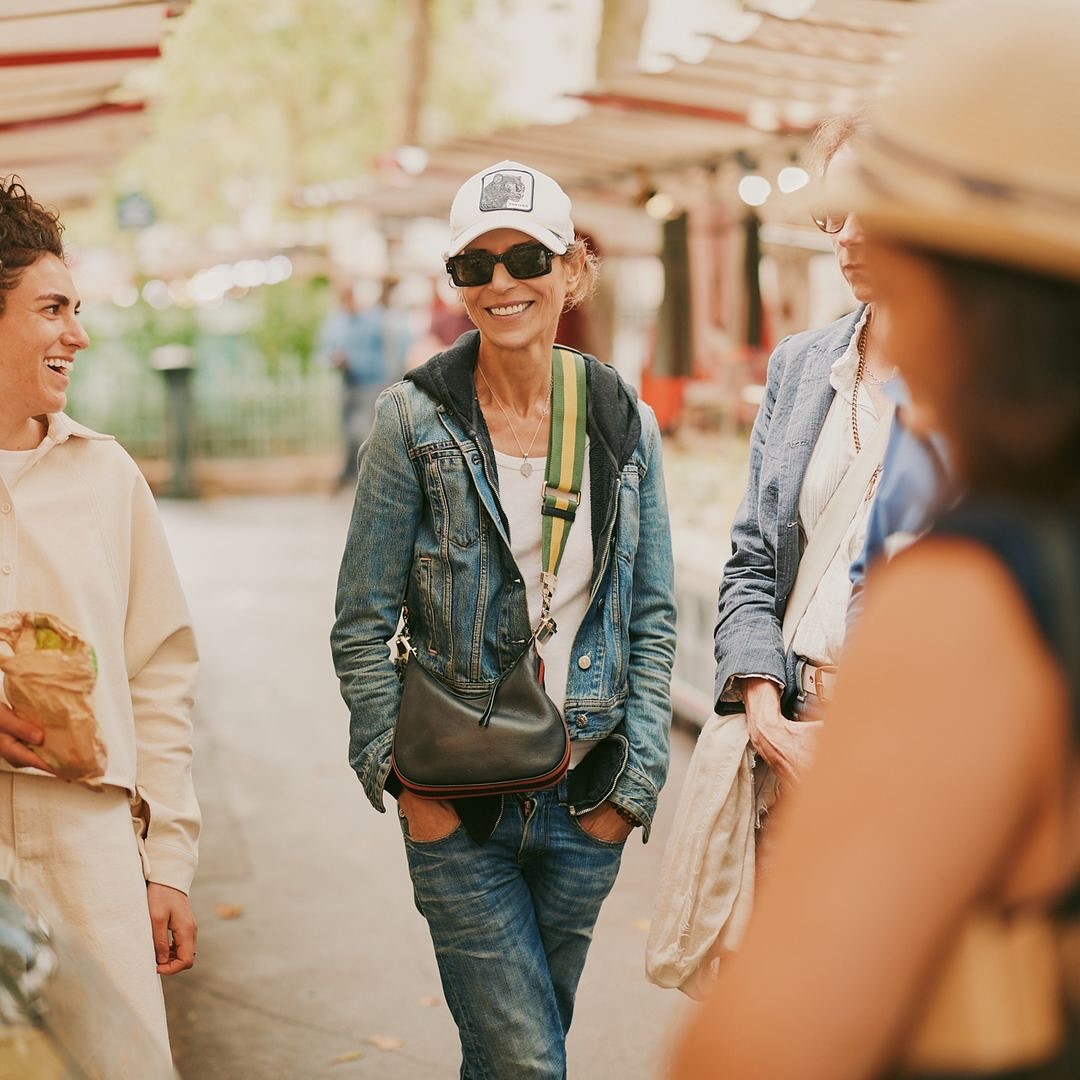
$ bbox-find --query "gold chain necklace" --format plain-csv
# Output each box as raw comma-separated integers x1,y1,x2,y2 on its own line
477,366,551,478
851,314,870,453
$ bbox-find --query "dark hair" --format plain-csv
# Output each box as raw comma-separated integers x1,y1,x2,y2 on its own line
926,250,1080,501
0,176,65,317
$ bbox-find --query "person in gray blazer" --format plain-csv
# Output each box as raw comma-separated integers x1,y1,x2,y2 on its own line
713,116,896,786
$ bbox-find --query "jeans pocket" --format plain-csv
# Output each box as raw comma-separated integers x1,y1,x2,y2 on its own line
568,812,628,850
398,805,464,847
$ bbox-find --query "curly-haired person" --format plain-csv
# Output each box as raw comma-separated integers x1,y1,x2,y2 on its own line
0,176,199,1059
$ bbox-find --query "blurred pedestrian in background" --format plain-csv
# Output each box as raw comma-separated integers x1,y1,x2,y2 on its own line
320,278,406,490
0,176,199,1057
673,2,1080,1077
404,277,474,372
332,160,675,1078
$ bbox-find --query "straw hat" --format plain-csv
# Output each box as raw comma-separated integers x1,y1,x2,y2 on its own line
832,0,1080,281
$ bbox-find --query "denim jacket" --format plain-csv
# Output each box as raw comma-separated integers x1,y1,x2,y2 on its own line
713,308,862,716
331,331,676,840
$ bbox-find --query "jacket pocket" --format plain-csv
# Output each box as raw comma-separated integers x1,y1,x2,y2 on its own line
425,452,481,549
416,555,443,657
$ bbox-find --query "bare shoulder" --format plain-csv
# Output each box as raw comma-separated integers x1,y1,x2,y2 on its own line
848,535,1069,759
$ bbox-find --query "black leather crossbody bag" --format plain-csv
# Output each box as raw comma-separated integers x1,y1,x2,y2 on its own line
390,347,587,799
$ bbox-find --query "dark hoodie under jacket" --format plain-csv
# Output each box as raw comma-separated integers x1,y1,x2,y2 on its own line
400,329,645,842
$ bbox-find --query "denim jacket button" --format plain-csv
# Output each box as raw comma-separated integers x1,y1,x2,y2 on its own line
577,654,591,670
576,714,588,728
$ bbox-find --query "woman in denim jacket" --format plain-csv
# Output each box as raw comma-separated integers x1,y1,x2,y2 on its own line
331,161,676,1079
714,116,896,787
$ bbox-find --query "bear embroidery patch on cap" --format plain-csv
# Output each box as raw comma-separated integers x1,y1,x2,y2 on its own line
445,159,574,258
479,168,534,213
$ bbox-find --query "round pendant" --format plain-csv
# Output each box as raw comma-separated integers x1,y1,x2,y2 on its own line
519,460,533,478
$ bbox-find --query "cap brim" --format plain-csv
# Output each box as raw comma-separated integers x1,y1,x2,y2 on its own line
444,212,571,258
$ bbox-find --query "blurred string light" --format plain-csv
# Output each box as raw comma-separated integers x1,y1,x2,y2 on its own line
141,279,170,310
293,179,367,209
393,145,429,176
111,284,139,309
777,165,810,193
738,174,772,207
123,256,293,310
645,191,676,219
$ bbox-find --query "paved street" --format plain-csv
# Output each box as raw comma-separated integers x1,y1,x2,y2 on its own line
159,493,696,1080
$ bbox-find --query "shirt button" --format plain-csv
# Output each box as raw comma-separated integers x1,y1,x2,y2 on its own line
577,655,591,670
0,504,10,514
0,564,11,575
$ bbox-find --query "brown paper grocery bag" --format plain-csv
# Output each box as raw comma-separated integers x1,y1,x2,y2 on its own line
0,612,106,783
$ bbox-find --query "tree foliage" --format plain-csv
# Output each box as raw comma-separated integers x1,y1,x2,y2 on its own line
118,0,518,228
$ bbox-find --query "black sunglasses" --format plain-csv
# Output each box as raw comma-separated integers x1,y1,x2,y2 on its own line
445,241,556,287
811,209,849,235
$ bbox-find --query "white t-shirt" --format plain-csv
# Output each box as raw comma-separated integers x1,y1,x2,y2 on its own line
0,449,36,491
493,445,595,767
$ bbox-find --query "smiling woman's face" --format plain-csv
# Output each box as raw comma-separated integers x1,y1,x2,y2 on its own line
458,228,576,353
0,254,89,427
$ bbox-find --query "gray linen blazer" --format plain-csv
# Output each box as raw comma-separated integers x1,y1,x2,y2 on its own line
713,306,864,714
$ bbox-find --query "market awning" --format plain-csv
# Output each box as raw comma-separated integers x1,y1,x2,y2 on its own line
355,0,937,228
0,1,188,205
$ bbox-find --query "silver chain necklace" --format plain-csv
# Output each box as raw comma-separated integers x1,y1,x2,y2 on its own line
477,366,551,478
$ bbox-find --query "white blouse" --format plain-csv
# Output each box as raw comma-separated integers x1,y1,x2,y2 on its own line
790,309,886,667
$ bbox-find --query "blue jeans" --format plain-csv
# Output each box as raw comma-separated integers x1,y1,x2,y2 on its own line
399,782,625,1079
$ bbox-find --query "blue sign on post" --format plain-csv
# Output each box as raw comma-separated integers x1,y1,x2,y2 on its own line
115,192,155,231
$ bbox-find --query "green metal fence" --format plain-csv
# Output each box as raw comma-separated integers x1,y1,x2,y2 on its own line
66,344,340,459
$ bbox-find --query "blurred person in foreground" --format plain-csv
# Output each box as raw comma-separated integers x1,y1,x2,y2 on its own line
0,177,199,1054
714,113,896,790
673,3,1080,1078
332,160,675,1077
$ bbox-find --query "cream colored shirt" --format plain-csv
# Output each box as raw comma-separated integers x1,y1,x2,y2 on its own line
493,446,595,768
0,414,199,892
790,309,886,667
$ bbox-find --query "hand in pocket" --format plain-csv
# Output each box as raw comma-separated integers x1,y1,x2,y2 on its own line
398,790,460,841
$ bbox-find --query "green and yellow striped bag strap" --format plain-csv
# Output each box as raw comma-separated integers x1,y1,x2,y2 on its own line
536,346,588,643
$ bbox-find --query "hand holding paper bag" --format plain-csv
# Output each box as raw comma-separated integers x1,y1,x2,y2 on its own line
0,612,107,782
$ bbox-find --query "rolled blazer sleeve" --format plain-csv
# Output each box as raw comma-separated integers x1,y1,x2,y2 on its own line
713,339,790,710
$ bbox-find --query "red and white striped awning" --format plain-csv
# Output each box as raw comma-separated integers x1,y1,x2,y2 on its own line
0,1,189,205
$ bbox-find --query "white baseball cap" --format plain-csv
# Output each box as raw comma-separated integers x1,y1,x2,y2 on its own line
445,161,575,258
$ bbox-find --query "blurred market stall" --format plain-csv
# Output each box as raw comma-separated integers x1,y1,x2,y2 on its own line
0,1,190,205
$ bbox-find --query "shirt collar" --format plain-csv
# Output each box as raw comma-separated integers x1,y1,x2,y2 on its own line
828,306,871,399
43,413,114,445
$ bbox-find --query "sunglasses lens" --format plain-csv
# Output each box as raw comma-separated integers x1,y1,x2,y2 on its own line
447,251,494,286
502,244,552,279
812,210,848,234
446,243,554,286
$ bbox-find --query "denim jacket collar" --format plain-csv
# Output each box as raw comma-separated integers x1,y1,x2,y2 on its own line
405,330,642,576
